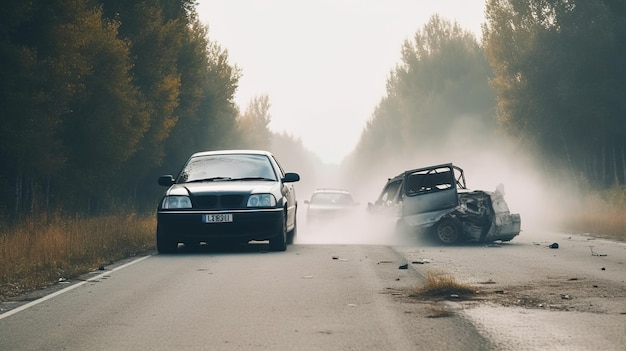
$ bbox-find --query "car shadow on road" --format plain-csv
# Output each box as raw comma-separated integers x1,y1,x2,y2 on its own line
160,241,280,255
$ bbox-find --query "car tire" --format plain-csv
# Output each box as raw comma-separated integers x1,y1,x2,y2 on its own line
156,225,178,254
435,217,463,245
269,214,287,252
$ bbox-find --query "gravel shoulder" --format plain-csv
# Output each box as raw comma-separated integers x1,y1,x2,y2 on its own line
392,229,626,351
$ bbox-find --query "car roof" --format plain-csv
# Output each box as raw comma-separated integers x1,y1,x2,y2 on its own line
190,149,274,158
387,163,460,181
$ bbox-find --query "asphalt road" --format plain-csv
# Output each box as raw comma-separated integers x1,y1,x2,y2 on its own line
1,220,624,351
0,242,491,350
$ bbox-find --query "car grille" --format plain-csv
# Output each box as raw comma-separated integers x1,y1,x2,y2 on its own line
192,195,246,210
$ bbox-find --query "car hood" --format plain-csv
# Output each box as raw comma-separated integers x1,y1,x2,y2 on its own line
166,180,280,196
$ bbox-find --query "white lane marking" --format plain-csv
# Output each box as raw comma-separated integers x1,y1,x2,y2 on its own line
0,255,152,320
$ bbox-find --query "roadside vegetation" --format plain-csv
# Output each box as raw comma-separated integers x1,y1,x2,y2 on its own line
564,187,626,242
0,213,155,301
410,270,477,300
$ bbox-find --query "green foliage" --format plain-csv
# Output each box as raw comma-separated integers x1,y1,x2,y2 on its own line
483,0,626,188
237,95,273,150
0,0,241,217
350,15,496,172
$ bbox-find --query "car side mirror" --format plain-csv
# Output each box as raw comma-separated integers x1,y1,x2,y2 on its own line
282,172,300,183
158,175,175,186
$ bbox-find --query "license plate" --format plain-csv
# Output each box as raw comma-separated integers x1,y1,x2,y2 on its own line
203,214,233,223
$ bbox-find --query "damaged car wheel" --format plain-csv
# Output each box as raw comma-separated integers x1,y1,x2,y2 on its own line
435,218,463,244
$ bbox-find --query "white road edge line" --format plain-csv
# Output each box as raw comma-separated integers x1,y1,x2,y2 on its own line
0,255,152,320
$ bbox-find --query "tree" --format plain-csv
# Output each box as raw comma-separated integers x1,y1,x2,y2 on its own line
237,95,273,150
483,0,626,187
350,15,497,173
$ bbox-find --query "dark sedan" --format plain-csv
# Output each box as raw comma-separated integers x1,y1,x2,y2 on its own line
156,150,300,253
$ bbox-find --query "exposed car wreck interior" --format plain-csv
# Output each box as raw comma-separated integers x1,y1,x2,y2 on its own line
368,163,521,244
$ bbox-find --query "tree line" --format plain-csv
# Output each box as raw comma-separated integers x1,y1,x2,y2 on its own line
346,0,625,193
0,0,299,219
1,0,624,221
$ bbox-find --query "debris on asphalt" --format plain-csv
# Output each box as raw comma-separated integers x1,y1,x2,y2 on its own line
411,259,431,264
549,242,559,249
590,247,607,256
398,264,409,269
560,294,571,300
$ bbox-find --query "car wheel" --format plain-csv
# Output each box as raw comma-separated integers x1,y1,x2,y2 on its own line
156,225,178,254
269,214,287,252
435,218,463,245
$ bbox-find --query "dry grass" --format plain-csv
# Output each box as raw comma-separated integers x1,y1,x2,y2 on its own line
559,188,626,242
0,213,155,301
409,270,476,299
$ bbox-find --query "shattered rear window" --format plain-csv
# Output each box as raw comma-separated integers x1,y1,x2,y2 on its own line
406,166,455,195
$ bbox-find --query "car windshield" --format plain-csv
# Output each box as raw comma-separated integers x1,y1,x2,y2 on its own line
311,192,354,205
177,154,277,183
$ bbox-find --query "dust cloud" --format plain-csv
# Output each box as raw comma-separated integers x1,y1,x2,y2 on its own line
281,112,577,246
294,210,425,247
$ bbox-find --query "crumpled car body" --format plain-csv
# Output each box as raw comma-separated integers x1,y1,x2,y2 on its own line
368,163,521,244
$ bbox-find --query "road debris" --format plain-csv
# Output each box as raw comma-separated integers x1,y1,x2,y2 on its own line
548,242,559,249
590,247,607,256
398,264,409,269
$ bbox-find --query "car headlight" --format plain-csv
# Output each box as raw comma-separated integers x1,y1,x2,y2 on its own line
162,196,192,209
247,194,276,207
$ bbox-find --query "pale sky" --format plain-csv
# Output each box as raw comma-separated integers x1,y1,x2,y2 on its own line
196,0,487,164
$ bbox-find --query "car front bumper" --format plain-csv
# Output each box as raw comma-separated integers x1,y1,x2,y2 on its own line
157,208,283,243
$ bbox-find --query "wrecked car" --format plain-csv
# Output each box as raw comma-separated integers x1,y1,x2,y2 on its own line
367,163,521,244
